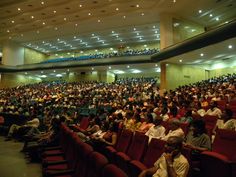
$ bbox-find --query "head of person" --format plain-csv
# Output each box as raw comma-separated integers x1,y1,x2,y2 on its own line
165,136,183,155
210,101,218,109
190,119,206,136
146,113,154,123
153,115,163,126
109,122,119,133
168,118,181,131
222,109,233,122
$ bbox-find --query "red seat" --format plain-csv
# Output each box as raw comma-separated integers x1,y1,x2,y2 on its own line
85,152,109,177
203,115,217,137
200,129,236,177
102,164,128,177
104,129,133,163
72,117,90,132
129,138,166,177
115,131,148,174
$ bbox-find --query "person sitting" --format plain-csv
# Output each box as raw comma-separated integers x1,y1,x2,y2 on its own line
162,119,185,141
180,110,193,124
185,119,211,154
138,113,154,133
145,115,166,142
205,101,222,118
138,136,189,177
217,109,236,131
5,116,40,141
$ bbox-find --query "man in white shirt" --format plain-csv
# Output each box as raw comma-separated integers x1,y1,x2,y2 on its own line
162,119,185,141
138,136,189,177
145,116,166,142
205,101,222,118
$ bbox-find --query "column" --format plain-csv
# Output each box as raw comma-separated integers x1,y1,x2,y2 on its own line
160,62,167,91
2,40,24,66
159,13,174,50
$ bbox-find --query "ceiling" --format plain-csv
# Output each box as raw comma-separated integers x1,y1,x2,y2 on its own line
0,0,236,54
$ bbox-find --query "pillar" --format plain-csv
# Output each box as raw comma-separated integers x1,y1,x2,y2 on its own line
159,13,174,50
2,40,24,66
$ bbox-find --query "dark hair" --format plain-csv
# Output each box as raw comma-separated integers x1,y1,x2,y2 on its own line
191,119,206,134
224,109,233,119
168,136,183,150
109,122,119,132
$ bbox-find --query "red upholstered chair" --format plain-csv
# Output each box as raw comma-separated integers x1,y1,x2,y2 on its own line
217,100,227,111
129,138,166,177
85,151,109,177
102,164,128,177
203,115,217,137
72,117,90,132
200,129,236,177
44,141,93,177
115,131,149,173
104,129,133,163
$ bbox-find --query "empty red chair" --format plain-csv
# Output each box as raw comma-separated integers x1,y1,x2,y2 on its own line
102,164,128,177
129,138,166,177
85,151,109,177
104,129,133,163
200,129,236,177
115,131,149,173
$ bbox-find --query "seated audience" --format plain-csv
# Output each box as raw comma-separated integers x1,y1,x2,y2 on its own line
138,136,189,177
205,101,222,118
217,109,236,131
145,115,166,142
162,119,185,141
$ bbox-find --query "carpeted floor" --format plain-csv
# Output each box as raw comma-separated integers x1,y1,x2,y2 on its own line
0,136,42,177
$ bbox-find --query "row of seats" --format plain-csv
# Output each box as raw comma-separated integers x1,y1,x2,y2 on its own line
104,128,236,177
42,123,128,177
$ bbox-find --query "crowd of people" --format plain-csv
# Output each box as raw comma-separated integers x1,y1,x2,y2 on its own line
0,74,236,177
41,48,159,63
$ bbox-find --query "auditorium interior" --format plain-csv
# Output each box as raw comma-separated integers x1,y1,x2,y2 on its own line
0,0,236,177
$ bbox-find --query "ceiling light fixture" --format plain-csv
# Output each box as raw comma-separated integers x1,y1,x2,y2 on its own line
18,8,21,11
216,17,219,21
31,15,34,19
136,4,139,7
228,45,233,49
98,19,101,22
116,8,119,11
88,12,91,16
53,10,56,13
198,10,202,13
141,13,144,16
200,53,204,57
11,20,15,23
209,14,213,17
41,1,44,5
179,59,182,62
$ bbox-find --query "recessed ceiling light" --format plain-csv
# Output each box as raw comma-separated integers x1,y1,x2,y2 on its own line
92,33,95,36
127,65,130,68
200,53,204,57
116,8,119,11
11,20,14,23
108,66,111,69
216,17,219,21
179,59,182,62
136,4,139,7
53,10,56,13
42,22,45,25
64,17,67,21
209,14,213,17
53,70,56,72
75,23,78,26
112,31,114,33
137,33,139,35
92,67,94,70
144,44,147,47
228,45,233,49
25,72,28,75
54,27,58,30
31,15,34,19
95,49,98,52
9,36,12,39
155,64,158,67
120,39,122,42
123,15,126,19
141,13,144,16
41,71,44,73
110,48,113,50
74,36,76,39
191,29,196,32
98,19,101,22
88,12,91,16
7,30,10,33
153,25,156,28
79,4,82,7
21,34,23,37
133,28,136,31
41,1,44,5
139,37,142,40
18,8,21,11
198,10,202,13
173,0,176,2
